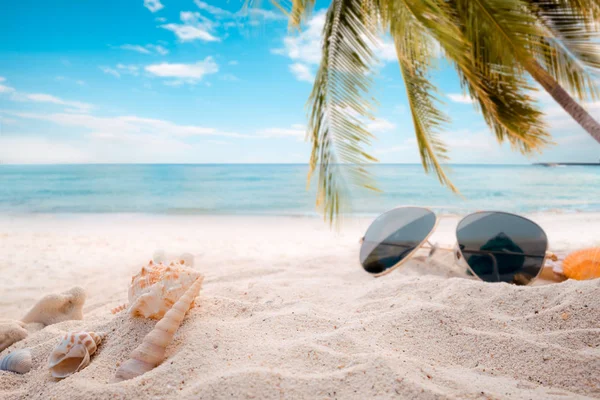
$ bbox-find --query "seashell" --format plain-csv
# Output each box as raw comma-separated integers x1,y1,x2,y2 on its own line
0,349,32,374
21,287,86,326
128,261,201,320
0,320,28,352
562,248,600,280
114,276,203,382
48,331,105,378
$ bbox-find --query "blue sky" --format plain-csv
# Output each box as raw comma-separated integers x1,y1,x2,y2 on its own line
0,0,599,164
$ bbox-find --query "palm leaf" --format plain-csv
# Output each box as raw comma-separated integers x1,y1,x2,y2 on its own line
307,0,380,225
528,0,600,101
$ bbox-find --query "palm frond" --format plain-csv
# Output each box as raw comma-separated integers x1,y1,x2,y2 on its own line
307,0,380,224
528,0,600,100
270,0,317,27
380,1,456,190
444,0,552,152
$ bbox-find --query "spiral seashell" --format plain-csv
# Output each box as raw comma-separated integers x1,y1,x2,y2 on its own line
48,331,105,378
0,349,32,374
562,248,600,280
111,304,127,315
114,276,203,382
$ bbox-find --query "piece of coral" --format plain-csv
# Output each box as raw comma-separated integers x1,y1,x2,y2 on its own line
21,287,86,326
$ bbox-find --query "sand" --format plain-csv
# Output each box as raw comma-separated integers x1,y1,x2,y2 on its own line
0,213,599,399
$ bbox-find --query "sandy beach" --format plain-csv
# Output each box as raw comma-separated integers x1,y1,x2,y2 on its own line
0,212,599,399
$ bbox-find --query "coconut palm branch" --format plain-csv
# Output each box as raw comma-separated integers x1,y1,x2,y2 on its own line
449,0,600,143
274,0,600,223
306,0,381,222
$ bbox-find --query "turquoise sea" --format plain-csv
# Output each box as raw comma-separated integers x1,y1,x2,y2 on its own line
0,164,599,215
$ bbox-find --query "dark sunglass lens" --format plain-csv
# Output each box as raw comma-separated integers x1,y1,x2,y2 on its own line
360,207,436,274
456,212,548,284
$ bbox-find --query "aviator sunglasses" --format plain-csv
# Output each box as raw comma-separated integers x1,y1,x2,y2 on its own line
359,207,559,285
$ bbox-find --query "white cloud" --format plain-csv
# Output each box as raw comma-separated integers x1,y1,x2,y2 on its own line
259,124,306,139
144,0,164,13
145,57,219,83
243,8,286,21
118,43,169,55
147,44,169,55
228,60,238,66
119,44,151,54
117,64,140,76
289,63,314,83
155,17,167,23
193,1,285,20
274,10,397,80
161,11,219,42
22,93,92,113
194,0,232,17
0,79,92,113
375,144,414,155
0,136,91,164
447,93,473,104
0,83,15,93
273,11,325,65
8,111,247,140
367,118,396,133
0,76,15,93
100,66,120,78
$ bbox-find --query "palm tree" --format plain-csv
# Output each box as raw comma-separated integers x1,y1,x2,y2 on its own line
276,0,600,223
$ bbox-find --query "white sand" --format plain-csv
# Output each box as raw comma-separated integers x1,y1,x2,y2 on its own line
0,213,599,399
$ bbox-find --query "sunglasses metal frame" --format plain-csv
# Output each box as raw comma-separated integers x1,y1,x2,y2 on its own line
360,207,560,284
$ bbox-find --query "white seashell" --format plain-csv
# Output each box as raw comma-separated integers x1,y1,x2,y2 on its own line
0,349,32,374
48,331,105,378
114,276,203,382
127,261,201,320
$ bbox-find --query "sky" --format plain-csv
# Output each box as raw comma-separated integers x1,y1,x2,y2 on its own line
0,0,599,165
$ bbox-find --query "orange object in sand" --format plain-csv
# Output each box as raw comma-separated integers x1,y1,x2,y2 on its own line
562,248,600,280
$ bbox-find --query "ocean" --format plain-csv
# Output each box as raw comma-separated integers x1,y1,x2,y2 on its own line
0,164,599,216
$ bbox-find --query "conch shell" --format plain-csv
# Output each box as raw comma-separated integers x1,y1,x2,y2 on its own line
114,276,203,382
128,260,201,320
562,248,600,280
48,331,105,378
0,348,32,374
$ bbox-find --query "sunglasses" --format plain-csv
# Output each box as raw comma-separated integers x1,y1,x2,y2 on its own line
359,207,559,285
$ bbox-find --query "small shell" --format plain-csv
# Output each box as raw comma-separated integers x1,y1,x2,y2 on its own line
0,349,32,374
562,248,600,280
48,332,105,378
